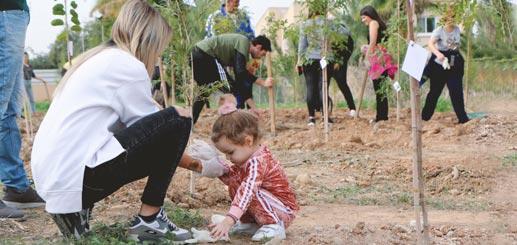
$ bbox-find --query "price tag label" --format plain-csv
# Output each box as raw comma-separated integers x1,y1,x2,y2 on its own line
393,81,401,92
320,57,328,69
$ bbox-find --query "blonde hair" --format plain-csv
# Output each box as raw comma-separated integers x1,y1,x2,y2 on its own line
55,0,171,96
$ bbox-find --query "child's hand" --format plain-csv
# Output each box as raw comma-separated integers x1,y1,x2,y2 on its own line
209,216,235,240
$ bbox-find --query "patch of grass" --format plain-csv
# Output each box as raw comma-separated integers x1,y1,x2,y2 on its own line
358,98,376,110
426,197,489,211
36,101,51,112
502,153,517,167
77,222,136,245
332,185,363,199
435,97,452,112
47,206,204,244
163,204,206,229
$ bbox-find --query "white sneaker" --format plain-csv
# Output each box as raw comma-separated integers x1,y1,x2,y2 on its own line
230,221,259,235
251,223,286,241
349,109,357,117
307,117,316,126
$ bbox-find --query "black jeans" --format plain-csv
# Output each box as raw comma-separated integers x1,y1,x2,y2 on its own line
303,60,332,117
372,72,389,122
81,107,191,209
422,51,469,123
329,63,356,111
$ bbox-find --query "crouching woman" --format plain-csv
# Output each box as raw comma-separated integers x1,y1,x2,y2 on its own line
31,0,195,242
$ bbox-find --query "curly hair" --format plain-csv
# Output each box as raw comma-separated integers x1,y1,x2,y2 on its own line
211,110,262,145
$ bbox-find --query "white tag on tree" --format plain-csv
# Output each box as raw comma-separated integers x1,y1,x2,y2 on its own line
183,0,196,6
393,81,401,92
67,41,74,56
320,57,328,69
402,41,429,81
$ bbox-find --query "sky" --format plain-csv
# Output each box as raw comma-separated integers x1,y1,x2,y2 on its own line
25,0,294,55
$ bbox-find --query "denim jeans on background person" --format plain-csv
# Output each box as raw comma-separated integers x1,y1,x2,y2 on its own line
0,10,30,192
23,79,36,113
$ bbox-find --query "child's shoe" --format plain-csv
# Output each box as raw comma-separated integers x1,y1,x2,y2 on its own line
251,223,286,241
230,221,259,235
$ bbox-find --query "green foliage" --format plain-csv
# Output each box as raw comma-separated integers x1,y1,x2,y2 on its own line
76,222,136,245
70,25,82,32
36,101,51,112
51,19,64,26
52,4,65,15
163,205,206,229
153,0,219,103
435,97,452,112
502,153,517,167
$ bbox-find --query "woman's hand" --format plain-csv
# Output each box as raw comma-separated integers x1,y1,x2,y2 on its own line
209,216,235,240
436,52,445,62
173,106,191,118
361,44,369,54
263,77,274,88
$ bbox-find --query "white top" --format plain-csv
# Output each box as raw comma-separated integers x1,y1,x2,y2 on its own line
31,48,159,213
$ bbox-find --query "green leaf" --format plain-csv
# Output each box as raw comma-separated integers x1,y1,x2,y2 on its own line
52,4,65,15
71,25,82,32
71,15,80,25
51,19,64,26
70,1,78,9
70,9,78,17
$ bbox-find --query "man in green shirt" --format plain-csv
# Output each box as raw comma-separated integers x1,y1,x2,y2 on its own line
1,0,45,219
191,34,273,123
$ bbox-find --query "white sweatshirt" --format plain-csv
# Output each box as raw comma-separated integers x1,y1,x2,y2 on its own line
31,48,159,214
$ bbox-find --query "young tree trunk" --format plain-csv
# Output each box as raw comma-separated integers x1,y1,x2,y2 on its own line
406,1,430,244
355,70,368,119
266,53,276,136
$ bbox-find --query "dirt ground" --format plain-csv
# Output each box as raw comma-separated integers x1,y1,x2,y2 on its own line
1,106,516,244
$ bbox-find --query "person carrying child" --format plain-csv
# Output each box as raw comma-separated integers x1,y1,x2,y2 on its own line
188,94,299,241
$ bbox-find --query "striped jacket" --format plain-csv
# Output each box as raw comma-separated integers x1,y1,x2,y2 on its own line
219,145,299,220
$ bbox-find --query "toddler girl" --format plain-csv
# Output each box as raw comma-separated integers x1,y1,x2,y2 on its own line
189,95,298,241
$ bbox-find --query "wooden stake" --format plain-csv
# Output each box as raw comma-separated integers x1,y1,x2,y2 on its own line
321,40,329,141
41,79,51,101
158,58,169,107
266,52,276,136
406,1,430,244
396,0,401,122
170,61,176,104
465,33,471,107
22,95,33,140
355,69,369,119
188,52,196,195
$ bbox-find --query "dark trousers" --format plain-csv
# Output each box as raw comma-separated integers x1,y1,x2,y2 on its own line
372,72,389,121
329,63,356,110
191,47,232,124
422,52,469,123
303,60,327,117
81,107,191,209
